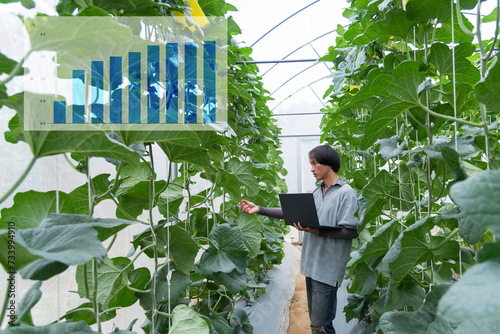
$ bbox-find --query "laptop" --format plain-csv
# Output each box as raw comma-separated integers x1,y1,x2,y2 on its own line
278,193,341,230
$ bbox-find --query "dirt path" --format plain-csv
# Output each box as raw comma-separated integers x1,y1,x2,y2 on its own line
287,271,310,334
287,244,309,334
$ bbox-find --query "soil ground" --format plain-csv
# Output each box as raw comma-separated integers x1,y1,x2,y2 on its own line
287,271,310,334
287,244,310,334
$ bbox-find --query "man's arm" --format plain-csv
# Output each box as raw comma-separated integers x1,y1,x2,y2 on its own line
294,223,358,239
240,200,284,219
258,206,284,219
318,227,358,239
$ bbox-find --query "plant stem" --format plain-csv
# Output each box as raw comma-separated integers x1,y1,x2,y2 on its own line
156,311,172,318
0,157,36,206
83,263,90,299
0,50,32,87
106,234,117,252
0,283,10,328
455,0,475,37
417,102,484,128
126,286,151,293
95,162,124,202
110,196,149,225
92,259,101,332
147,144,158,334
123,244,155,272
485,0,500,61
432,228,459,250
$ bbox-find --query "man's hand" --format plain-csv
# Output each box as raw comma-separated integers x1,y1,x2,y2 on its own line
239,199,260,215
293,222,319,236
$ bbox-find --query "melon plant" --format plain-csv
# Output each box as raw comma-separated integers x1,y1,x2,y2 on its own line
0,0,288,333
319,0,500,332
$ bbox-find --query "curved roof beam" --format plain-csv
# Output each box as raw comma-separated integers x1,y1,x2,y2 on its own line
251,0,321,47
262,28,338,77
271,73,334,112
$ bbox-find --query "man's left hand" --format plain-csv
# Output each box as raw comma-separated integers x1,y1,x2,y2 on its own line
293,222,319,236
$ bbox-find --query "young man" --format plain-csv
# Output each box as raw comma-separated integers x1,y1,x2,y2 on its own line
239,145,359,334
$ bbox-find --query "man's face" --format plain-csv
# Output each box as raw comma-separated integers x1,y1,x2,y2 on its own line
310,158,331,181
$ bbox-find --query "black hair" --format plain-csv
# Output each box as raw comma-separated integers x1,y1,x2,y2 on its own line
309,145,341,173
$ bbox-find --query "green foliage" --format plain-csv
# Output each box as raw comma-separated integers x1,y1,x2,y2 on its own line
0,0,287,333
320,0,500,332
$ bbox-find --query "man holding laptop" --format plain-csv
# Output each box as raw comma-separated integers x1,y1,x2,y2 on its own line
239,145,359,334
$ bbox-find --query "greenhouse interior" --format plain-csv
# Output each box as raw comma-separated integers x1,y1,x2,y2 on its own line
0,0,499,333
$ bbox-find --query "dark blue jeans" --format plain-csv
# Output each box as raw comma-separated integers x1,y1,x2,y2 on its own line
305,276,338,334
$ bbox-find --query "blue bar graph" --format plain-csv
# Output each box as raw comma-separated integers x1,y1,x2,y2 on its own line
129,52,141,124
26,17,227,131
50,42,223,128
54,101,66,123
203,41,216,124
110,56,122,123
72,70,85,124
91,61,104,123
185,42,197,124
166,43,178,124
147,45,160,123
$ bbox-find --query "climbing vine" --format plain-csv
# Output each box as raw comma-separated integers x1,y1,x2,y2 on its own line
320,0,500,332
0,0,287,333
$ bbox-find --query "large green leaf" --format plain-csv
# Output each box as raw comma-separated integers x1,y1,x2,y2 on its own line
377,136,405,161
29,130,142,164
16,224,106,268
440,146,466,181
374,281,425,314
166,225,199,275
231,212,262,258
406,0,452,23
360,170,396,223
4,94,141,164
138,265,191,309
67,174,111,214
360,61,426,150
348,220,398,268
0,229,41,272
115,163,152,197
0,53,24,77
198,223,249,275
0,191,73,230
428,43,479,84
62,301,117,326
382,218,459,287
39,213,135,241
116,180,166,219
379,284,451,334
14,281,42,325
0,320,98,333
76,257,138,309
476,58,500,111
158,141,212,169
212,268,265,295
168,304,211,334
450,171,500,237
226,159,259,197
18,259,69,281
436,259,500,330
482,7,499,22
352,9,418,45
25,16,133,55
157,184,185,218
118,130,201,147
133,224,199,275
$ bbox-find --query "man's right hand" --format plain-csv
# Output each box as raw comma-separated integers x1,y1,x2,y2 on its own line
239,200,260,215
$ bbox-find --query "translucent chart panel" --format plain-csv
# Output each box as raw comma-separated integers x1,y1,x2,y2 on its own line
23,16,227,131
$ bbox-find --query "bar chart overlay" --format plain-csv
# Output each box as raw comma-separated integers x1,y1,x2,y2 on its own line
24,16,227,131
